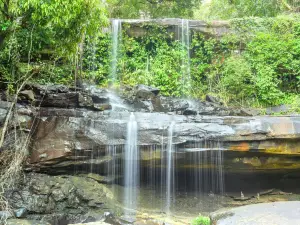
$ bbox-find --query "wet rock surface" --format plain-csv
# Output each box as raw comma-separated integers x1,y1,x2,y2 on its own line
1,83,262,116
5,173,117,225
122,18,230,38
211,201,300,225
0,83,299,174
1,83,300,224
6,219,51,225
28,111,300,167
0,83,298,168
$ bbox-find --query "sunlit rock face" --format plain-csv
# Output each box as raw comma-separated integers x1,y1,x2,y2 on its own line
2,83,300,176
1,83,300,224
121,19,230,38
12,83,298,172
28,112,300,172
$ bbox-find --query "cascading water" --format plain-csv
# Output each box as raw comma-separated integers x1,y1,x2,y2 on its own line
124,113,139,216
166,121,175,215
106,145,118,191
160,127,166,210
110,19,122,84
185,139,225,210
180,19,191,96
74,19,229,221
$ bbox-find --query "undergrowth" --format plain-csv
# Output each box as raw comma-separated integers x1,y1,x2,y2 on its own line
0,126,28,224
191,215,211,225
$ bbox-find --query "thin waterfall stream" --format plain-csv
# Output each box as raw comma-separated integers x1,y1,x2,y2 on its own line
110,19,122,83
180,19,191,95
166,121,175,215
124,113,139,216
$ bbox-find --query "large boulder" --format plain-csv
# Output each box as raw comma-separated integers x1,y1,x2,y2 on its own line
19,90,35,102
19,84,112,111
7,173,117,224
24,83,69,95
39,92,79,108
159,97,189,112
135,85,160,100
205,94,223,105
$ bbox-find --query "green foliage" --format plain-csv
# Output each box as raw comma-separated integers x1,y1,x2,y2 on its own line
0,0,108,90
83,15,299,108
195,0,300,20
22,0,108,55
108,0,202,19
0,0,299,112
85,24,190,96
33,64,74,85
191,216,210,225
218,55,255,105
83,33,112,84
241,16,300,105
199,15,300,106
119,26,185,96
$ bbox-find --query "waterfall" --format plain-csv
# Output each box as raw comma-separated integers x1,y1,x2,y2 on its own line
166,121,175,215
160,128,165,210
124,113,139,216
215,141,224,196
180,19,191,96
188,139,225,210
110,19,122,84
106,145,117,180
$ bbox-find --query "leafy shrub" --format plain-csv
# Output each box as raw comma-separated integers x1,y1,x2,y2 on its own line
191,216,211,225
244,29,300,105
218,55,255,105
83,33,112,84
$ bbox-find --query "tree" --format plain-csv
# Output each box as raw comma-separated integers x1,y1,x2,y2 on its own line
195,0,300,20
108,0,202,19
0,0,109,89
0,0,108,57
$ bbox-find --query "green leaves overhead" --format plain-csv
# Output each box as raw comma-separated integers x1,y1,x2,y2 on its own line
108,0,202,19
22,0,108,54
0,0,108,57
195,0,300,20
0,0,109,90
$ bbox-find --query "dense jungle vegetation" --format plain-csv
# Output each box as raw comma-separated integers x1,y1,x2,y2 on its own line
0,0,300,109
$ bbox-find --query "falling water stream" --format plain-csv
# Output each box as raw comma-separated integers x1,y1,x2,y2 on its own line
180,19,191,95
124,113,139,216
110,19,122,83
166,121,175,215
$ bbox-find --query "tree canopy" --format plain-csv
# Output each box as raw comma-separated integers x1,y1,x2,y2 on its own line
108,0,202,18
0,0,108,56
195,0,300,20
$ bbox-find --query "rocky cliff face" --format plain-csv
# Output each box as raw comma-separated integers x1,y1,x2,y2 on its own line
118,18,230,38
1,83,300,224
1,83,300,170
5,173,117,224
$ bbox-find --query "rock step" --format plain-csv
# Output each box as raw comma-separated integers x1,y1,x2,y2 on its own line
211,201,300,225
